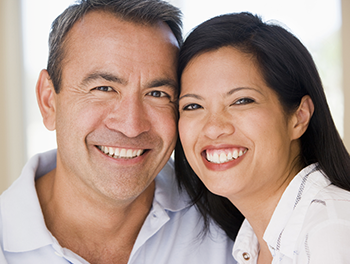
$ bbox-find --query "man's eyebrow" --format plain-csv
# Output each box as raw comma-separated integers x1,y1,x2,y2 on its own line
146,79,178,98
81,72,126,86
147,79,178,91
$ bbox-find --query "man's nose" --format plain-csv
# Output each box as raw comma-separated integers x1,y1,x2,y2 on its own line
104,95,151,138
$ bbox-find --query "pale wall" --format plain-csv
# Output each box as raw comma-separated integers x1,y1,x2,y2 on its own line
343,0,350,151
0,0,26,193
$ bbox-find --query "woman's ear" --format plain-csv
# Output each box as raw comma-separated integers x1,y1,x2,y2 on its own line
36,69,57,131
290,95,314,140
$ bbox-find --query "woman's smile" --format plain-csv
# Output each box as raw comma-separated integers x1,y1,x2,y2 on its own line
200,146,248,172
204,147,248,164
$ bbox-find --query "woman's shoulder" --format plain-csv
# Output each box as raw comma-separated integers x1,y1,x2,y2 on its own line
302,183,350,230
293,184,350,262
319,183,350,200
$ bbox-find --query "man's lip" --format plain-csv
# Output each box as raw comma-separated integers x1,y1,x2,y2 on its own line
96,145,149,159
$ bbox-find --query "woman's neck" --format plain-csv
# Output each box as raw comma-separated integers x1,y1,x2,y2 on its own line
229,180,290,264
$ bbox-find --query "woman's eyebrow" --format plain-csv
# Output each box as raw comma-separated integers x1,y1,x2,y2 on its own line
178,93,203,101
226,87,263,97
179,87,263,101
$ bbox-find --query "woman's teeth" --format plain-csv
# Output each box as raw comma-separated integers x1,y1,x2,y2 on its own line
98,146,144,159
206,149,247,164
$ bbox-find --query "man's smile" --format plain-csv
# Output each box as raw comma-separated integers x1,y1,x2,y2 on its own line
97,145,146,159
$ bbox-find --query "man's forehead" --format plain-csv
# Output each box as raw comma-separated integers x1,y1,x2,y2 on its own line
58,9,178,90
61,9,179,59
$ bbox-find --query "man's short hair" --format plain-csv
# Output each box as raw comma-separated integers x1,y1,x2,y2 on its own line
47,0,182,93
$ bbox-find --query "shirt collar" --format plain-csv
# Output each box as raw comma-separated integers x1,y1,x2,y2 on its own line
263,163,330,258
153,158,190,213
232,219,259,264
1,150,57,252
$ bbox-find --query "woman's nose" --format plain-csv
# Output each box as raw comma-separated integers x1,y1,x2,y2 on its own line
202,112,235,140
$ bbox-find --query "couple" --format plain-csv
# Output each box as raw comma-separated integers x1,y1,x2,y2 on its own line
1,0,350,264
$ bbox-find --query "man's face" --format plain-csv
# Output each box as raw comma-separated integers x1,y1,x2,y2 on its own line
49,11,179,203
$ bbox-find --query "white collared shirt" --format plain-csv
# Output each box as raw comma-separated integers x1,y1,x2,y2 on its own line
0,149,236,264
233,163,350,264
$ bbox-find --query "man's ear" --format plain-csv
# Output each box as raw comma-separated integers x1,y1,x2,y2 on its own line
36,69,57,131
290,95,314,140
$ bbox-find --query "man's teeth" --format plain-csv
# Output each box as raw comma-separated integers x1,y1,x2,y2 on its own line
206,149,247,164
99,146,144,159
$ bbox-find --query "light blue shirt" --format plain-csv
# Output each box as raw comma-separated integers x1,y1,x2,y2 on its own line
0,150,236,264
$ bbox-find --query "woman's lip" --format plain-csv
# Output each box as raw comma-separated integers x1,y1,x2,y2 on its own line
201,144,247,153
200,145,247,171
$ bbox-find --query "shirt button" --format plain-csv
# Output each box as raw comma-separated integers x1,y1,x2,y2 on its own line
242,252,250,260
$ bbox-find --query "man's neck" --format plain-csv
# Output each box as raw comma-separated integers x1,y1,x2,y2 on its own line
35,168,155,264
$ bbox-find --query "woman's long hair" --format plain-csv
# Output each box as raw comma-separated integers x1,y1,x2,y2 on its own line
175,12,350,241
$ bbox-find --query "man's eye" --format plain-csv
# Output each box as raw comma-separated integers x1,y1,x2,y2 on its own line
147,91,169,98
183,103,202,111
95,86,113,92
234,98,254,105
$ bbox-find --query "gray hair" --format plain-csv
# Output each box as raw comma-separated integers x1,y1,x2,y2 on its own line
47,0,183,93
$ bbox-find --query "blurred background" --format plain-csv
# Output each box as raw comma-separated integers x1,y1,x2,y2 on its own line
0,0,349,193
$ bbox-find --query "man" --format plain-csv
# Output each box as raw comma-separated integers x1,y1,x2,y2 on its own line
0,0,236,263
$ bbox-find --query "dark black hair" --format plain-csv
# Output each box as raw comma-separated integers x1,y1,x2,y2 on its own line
175,12,350,241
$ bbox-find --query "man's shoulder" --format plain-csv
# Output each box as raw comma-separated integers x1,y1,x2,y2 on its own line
0,149,57,246
0,149,57,198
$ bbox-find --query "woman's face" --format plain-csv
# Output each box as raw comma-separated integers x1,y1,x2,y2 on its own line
178,47,302,202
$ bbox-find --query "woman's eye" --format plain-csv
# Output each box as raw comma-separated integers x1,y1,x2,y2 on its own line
234,98,254,105
147,91,170,98
183,103,202,111
95,86,113,92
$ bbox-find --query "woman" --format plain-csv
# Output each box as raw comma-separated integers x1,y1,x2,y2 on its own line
175,12,350,263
